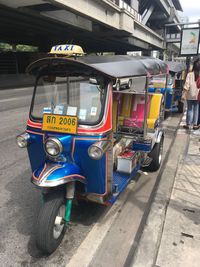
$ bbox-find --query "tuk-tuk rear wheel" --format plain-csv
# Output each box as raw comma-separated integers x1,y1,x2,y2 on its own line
36,191,67,254
147,137,164,172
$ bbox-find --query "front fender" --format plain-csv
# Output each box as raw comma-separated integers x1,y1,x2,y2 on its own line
32,162,86,187
155,130,164,143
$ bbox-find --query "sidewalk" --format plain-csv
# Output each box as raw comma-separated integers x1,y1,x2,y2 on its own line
155,124,200,266
129,113,200,267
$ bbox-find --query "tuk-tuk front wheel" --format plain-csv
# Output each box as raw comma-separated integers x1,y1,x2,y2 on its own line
36,192,67,254
147,138,164,172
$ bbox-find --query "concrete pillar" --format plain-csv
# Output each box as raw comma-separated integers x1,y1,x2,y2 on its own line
142,50,152,57
159,50,164,60
115,51,127,55
168,50,173,61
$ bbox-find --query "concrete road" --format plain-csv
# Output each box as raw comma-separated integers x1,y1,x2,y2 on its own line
0,87,181,267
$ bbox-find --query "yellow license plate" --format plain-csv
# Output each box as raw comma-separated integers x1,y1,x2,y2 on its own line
42,114,78,134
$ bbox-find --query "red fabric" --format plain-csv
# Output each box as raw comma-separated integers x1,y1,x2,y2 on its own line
196,76,200,89
196,76,200,102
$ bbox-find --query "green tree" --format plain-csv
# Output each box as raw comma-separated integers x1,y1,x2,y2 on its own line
16,45,38,52
0,43,38,52
0,43,12,51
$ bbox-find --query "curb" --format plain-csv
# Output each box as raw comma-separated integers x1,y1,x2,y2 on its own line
124,117,189,267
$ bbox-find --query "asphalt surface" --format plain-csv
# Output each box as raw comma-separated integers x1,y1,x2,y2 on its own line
0,86,181,267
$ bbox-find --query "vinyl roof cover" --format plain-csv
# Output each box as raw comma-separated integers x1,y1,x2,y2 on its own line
165,61,186,73
27,55,168,78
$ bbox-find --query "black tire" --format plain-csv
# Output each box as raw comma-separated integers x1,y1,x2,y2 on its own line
147,138,164,172
36,191,67,254
178,101,184,113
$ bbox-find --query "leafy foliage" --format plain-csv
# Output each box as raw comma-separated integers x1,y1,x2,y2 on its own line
0,43,38,52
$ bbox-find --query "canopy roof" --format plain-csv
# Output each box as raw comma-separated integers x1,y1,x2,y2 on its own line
27,55,168,79
165,61,186,73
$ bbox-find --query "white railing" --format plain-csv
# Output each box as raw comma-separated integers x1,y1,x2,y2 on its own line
110,0,142,22
117,0,142,22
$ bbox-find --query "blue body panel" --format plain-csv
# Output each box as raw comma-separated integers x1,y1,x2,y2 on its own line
73,138,107,194
148,87,166,94
27,126,107,194
34,161,84,182
26,129,45,172
165,91,173,110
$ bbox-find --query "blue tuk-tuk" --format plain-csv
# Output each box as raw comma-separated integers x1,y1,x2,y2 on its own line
16,44,168,254
148,61,186,114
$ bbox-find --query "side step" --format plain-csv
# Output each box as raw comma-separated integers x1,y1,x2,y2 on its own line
141,156,152,167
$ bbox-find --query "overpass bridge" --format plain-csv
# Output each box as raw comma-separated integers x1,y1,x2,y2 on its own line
0,0,182,53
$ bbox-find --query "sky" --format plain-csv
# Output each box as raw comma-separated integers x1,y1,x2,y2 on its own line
179,0,200,22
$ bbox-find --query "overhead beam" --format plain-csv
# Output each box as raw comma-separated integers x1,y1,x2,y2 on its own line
142,4,155,25
0,1,167,52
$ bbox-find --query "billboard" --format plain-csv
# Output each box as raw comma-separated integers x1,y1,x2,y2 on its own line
180,27,200,56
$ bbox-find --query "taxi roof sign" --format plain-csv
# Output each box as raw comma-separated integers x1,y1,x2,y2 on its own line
49,44,84,56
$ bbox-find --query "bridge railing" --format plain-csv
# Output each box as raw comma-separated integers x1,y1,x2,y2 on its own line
111,0,142,23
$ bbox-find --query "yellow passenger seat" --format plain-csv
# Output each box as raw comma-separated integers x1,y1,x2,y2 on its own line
147,94,163,129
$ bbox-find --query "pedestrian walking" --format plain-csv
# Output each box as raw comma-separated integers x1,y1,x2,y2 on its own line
181,58,200,130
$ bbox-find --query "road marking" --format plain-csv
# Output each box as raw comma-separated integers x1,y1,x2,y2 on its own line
8,87,32,92
0,97,19,103
0,87,31,94
66,182,136,267
0,94,35,103
0,91,52,103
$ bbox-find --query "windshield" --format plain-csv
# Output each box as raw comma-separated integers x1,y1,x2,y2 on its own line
31,75,106,125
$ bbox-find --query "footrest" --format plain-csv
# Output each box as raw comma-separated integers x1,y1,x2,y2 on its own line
141,156,152,167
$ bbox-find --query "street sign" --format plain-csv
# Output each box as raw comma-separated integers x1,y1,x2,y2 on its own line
180,27,200,56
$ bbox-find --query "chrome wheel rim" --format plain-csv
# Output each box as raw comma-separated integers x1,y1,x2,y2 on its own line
53,205,65,239
158,141,163,164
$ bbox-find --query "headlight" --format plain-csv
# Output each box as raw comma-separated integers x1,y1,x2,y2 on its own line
16,132,30,148
44,137,63,157
88,140,111,160
88,146,103,160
